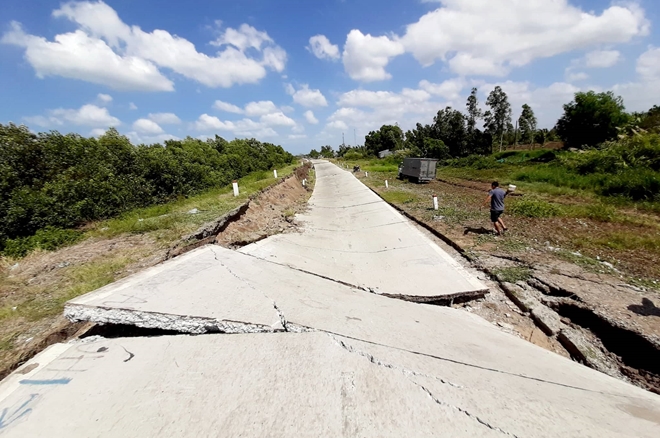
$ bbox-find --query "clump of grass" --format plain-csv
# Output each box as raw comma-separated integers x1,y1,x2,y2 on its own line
492,266,532,283
509,198,562,218
381,190,420,205
2,227,83,258
283,209,295,218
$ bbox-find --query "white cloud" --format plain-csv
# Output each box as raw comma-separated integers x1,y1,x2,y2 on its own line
148,112,181,124
25,104,121,128
304,110,318,124
213,100,244,114
2,1,286,90
288,134,307,140
565,71,589,82
129,102,138,110
260,112,296,127
419,78,466,101
97,93,112,104
212,23,272,51
612,47,660,111
584,50,621,68
1,22,173,91
288,84,328,107
399,0,649,76
133,118,164,134
90,128,107,137
327,120,349,131
342,30,404,82
245,101,279,117
308,35,340,60
194,114,236,131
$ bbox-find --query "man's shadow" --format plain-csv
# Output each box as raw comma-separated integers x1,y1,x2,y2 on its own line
628,298,660,317
464,226,495,236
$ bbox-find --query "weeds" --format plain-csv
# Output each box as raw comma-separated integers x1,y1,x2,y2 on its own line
492,266,532,283
510,198,563,218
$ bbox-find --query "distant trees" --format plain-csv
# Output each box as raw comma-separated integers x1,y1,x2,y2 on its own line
320,145,335,158
364,125,404,155
556,91,629,148
308,149,320,159
0,124,294,249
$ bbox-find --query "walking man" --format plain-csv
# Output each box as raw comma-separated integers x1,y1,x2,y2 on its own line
483,181,509,235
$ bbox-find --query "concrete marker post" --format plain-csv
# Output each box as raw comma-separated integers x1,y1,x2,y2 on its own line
433,194,438,210
274,169,278,178
365,171,368,177
385,180,389,189
233,180,239,197
302,179,306,187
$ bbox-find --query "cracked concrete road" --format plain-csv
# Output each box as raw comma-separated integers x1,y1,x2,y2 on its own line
240,160,487,301
1,161,660,437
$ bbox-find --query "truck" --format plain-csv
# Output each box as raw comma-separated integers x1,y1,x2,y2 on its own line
397,158,439,183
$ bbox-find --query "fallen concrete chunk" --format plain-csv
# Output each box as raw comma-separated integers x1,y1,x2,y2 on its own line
530,306,562,336
240,161,488,302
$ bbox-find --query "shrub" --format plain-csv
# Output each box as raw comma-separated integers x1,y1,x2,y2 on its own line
509,198,562,218
343,151,364,160
2,227,83,258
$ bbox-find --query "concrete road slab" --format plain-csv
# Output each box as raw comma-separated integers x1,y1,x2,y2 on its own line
332,335,660,438
0,333,503,438
240,160,487,301
65,245,283,333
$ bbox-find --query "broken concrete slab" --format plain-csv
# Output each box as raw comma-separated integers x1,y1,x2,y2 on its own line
240,161,488,301
65,246,283,333
63,245,660,396
0,333,504,438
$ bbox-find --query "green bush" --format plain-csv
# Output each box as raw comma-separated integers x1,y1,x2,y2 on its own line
0,124,295,249
598,169,660,201
510,198,563,218
3,227,82,258
343,151,364,160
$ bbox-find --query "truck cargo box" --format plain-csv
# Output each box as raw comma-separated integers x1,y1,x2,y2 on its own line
397,158,438,183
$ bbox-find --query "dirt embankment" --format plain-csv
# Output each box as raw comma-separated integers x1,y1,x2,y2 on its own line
215,165,313,248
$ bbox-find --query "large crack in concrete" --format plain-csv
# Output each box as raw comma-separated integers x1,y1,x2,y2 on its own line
65,305,276,335
209,247,314,334
328,333,519,437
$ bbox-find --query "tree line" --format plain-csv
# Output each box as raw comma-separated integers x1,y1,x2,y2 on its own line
309,87,660,160
0,125,294,250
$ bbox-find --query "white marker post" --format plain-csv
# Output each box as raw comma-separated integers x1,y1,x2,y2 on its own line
385,180,389,189
233,180,239,197
433,194,439,210
274,169,278,178
365,172,369,177
302,179,307,187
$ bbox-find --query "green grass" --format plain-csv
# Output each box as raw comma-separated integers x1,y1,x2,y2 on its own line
492,266,532,283
509,198,563,218
380,190,420,205
89,164,296,240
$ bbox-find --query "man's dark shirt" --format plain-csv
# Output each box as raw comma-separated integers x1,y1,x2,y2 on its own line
489,187,507,211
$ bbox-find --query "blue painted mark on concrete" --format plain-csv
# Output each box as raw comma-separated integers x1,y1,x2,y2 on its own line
19,378,72,385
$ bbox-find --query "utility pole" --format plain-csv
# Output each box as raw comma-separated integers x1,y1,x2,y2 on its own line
342,133,345,148
354,129,357,147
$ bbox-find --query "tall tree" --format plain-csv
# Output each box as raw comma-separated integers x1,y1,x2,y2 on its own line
320,145,334,158
556,91,629,148
466,87,482,134
518,104,537,145
484,86,512,152
432,107,467,157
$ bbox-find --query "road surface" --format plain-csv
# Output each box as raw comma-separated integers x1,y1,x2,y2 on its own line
0,160,659,437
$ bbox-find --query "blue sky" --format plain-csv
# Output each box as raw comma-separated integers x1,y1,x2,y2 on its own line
1,0,660,154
